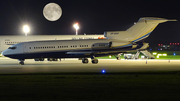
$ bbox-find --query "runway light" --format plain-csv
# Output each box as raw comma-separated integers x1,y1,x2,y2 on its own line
102,70,106,73
153,52,157,55
163,54,167,56
109,55,112,58
157,55,159,58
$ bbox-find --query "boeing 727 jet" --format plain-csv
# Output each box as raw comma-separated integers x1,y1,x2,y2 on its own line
2,17,176,65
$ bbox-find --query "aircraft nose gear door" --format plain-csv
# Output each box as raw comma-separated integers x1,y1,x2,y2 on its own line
23,43,28,53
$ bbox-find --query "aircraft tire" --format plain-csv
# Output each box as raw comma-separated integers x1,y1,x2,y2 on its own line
116,57,121,60
53,58,58,61
39,58,44,61
19,61,24,65
82,58,88,64
34,58,40,61
92,59,98,64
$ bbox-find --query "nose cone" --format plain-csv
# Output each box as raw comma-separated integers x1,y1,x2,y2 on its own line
2,49,9,57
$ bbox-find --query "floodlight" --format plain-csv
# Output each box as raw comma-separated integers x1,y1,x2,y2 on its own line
73,23,79,35
23,25,30,36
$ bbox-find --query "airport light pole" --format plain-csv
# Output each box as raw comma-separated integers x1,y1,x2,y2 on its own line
23,25,30,36
73,23,79,35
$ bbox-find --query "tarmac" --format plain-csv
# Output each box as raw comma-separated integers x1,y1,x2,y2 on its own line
0,57,180,74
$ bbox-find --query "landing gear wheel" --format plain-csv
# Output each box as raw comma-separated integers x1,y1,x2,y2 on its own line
34,58,44,61
18,59,25,65
82,58,89,64
34,59,39,61
52,58,58,61
92,59,98,64
116,57,121,60
39,58,44,61
19,61,24,65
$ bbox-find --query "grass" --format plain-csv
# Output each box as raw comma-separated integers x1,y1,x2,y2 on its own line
1,72,180,101
155,55,180,59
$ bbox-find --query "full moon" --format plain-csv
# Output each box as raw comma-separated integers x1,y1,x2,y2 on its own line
43,3,62,21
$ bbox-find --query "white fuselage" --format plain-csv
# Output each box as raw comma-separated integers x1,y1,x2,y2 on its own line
2,39,134,59
0,35,104,53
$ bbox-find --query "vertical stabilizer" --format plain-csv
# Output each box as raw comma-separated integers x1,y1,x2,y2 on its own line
105,17,176,42
126,17,177,42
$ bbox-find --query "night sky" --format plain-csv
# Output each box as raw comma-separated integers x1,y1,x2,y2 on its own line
0,0,180,45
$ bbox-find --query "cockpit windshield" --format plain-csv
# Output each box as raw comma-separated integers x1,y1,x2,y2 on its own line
8,47,17,50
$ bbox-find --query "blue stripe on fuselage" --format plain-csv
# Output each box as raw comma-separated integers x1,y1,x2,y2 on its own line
132,32,152,43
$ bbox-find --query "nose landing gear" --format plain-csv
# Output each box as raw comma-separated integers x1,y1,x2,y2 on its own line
18,59,25,65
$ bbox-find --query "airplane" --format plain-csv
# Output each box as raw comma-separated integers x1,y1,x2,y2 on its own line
2,17,177,65
0,35,104,53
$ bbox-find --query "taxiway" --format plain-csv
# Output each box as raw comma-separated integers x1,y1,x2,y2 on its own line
0,57,180,74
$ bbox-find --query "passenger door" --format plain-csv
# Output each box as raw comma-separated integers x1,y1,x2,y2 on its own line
23,43,28,53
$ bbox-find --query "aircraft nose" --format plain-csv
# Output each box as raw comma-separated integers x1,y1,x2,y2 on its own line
2,49,9,57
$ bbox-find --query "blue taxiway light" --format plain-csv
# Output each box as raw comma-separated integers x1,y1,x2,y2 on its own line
173,53,176,56
102,70,106,73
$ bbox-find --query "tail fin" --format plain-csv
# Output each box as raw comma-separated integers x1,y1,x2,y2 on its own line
105,17,177,42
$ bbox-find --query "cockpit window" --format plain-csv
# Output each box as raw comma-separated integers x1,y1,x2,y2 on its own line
8,47,17,50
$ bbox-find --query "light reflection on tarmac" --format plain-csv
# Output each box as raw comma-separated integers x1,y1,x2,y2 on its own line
0,57,180,73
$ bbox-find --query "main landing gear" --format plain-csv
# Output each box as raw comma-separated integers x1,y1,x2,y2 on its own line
34,58,44,61
91,59,98,64
82,57,98,64
82,58,89,64
18,59,25,65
